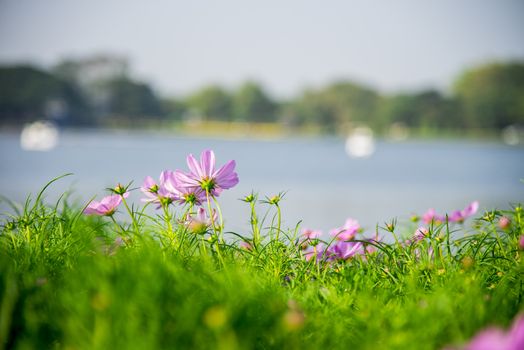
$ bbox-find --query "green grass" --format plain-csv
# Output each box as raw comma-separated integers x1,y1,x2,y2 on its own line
0,178,523,349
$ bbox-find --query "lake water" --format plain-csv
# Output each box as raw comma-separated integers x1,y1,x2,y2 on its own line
1,129,523,235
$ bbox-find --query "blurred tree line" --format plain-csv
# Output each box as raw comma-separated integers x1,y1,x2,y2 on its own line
1,56,523,134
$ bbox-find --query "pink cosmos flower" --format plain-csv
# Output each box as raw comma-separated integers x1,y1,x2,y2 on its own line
413,227,429,242
449,201,479,223
299,228,322,249
140,171,178,208
519,235,524,250
239,241,253,250
463,313,524,350
184,207,217,235
499,216,511,230
84,194,124,216
422,208,444,225
301,228,322,240
175,149,239,197
330,218,360,241
327,241,364,260
466,327,509,350
162,171,206,206
364,236,381,254
304,244,325,262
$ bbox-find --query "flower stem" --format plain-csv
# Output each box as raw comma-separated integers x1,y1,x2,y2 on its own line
250,201,260,247
205,189,223,259
109,214,125,237
211,195,225,243
162,204,175,244
275,203,282,242
121,197,140,235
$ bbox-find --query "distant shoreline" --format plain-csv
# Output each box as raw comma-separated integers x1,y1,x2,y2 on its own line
1,120,517,145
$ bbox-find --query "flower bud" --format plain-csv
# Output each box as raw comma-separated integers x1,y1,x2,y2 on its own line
498,216,511,230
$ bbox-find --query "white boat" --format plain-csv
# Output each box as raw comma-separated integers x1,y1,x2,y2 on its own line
345,126,375,158
20,121,59,151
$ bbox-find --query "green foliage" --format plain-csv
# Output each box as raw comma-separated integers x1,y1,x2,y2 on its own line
233,81,277,123
1,178,523,349
0,66,91,126
105,77,163,118
379,90,459,130
161,97,188,121
285,81,379,133
2,60,523,133
186,85,233,121
454,62,524,129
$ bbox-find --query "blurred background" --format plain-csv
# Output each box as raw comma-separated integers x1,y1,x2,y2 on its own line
0,0,523,233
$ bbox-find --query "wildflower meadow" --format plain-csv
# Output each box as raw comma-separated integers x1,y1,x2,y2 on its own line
1,150,523,349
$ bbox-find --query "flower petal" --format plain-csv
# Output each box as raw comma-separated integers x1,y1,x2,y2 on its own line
463,201,479,217
509,314,524,350
172,170,200,189
84,200,102,215
466,327,508,350
142,176,156,190
186,153,204,178
214,160,239,189
159,170,174,186
98,195,122,213
201,149,216,177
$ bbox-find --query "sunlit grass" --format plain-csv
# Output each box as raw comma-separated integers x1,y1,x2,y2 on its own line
0,173,523,349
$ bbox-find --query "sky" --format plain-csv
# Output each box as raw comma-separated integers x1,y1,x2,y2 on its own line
0,0,523,98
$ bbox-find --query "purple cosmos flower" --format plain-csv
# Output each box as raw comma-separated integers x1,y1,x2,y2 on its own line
162,171,206,206
84,194,124,216
364,234,382,254
299,228,322,249
140,171,178,208
463,314,524,350
304,244,325,262
449,201,479,223
364,236,381,254
301,228,322,240
519,235,524,250
175,149,239,197
413,227,429,242
466,327,509,350
464,201,480,216
330,218,360,241
184,207,217,235
422,208,445,225
328,241,364,260
239,241,253,250
508,315,524,350
499,216,511,230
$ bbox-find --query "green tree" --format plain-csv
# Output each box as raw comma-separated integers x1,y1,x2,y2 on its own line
284,81,380,133
379,90,458,129
233,81,276,122
0,65,91,125
105,77,163,118
322,81,380,126
186,85,232,121
284,89,338,132
161,98,188,122
454,62,524,129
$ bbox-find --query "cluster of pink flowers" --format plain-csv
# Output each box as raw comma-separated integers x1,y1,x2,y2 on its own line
300,201,481,263
404,201,479,248
84,149,239,223
301,218,379,262
141,149,239,207
422,201,479,225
